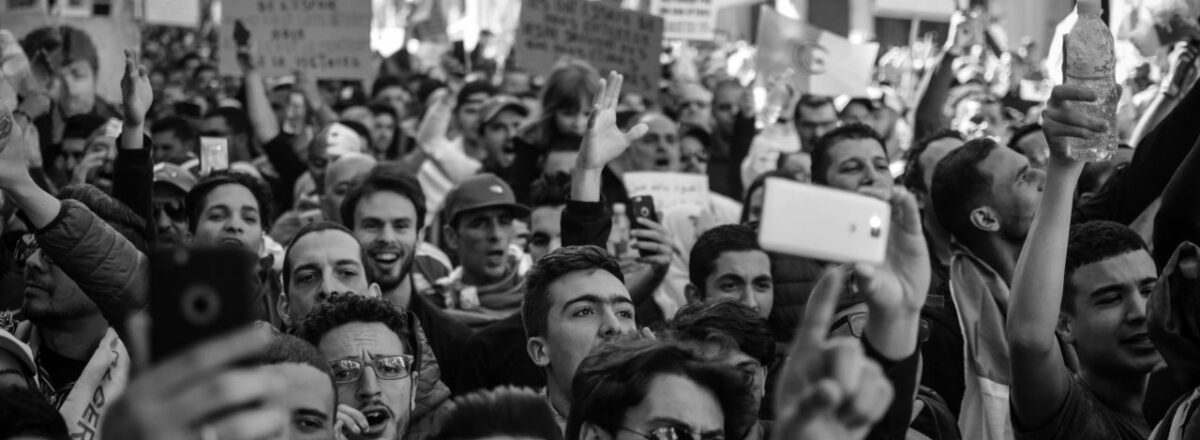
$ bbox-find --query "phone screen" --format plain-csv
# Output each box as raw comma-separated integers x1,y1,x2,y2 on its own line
199,137,229,175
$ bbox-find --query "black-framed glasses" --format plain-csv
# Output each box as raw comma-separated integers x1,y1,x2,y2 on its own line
621,425,724,440
13,234,50,267
329,355,415,384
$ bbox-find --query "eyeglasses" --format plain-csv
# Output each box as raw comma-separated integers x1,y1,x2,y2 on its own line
329,355,415,384
13,234,51,267
621,425,724,440
153,200,187,222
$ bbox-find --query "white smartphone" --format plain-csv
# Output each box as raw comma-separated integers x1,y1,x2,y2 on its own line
199,137,229,175
757,178,890,265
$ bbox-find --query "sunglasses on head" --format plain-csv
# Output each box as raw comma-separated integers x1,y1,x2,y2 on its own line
622,425,724,440
13,234,50,268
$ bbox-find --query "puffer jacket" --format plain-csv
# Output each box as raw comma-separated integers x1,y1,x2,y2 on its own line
37,199,148,338
766,253,826,343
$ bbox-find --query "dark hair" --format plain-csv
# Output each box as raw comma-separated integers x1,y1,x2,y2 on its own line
457,80,498,110
340,164,427,231
0,385,69,440
151,116,201,155
901,129,965,194
811,123,887,186
840,97,876,115
792,94,835,123
664,298,776,366
533,60,601,144
431,386,564,440
371,75,407,99
282,221,368,291
57,184,150,253
339,119,372,144
688,225,763,295
566,339,755,440
368,102,399,121
296,295,412,355
521,246,624,339
679,124,713,150
530,172,571,209
185,171,275,232
204,107,253,137
1062,221,1149,312
22,25,98,74
63,114,107,141
1007,123,1043,151
930,138,999,242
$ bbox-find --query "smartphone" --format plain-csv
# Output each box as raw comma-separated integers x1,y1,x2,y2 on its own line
150,247,258,362
199,137,229,175
757,178,890,265
234,20,251,47
627,195,659,257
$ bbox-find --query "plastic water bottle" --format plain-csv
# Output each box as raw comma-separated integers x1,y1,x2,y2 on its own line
1062,0,1118,161
610,203,631,257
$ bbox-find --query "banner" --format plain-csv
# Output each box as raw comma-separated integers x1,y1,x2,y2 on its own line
514,0,663,97
651,0,717,41
218,0,374,81
756,6,879,98
623,171,710,212
144,0,200,27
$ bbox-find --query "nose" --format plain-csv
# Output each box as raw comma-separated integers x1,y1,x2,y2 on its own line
598,308,622,338
741,288,760,312
861,166,879,187
23,251,47,273
156,209,173,229
356,366,382,401
1127,292,1149,323
319,271,350,299
380,224,398,243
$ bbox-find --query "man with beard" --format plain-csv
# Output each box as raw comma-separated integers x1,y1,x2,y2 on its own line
298,295,420,440
477,95,528,173
151,162,196,246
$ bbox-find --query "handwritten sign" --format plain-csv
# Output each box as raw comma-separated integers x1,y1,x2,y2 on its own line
218,0,373,81
623,172,710,212
650,0,717,41
514,0,663,97
145,0,200,27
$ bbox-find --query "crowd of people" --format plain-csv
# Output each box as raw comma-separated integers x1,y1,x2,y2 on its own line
3,4,1200,440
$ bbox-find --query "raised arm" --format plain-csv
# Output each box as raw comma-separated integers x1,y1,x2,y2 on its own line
571,72,647,203
1007,85,1101,428
240,45,281,145
114,49,155,242
415,89,481,182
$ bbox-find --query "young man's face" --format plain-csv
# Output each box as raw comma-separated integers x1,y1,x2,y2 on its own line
191,183,264,252
446,208,516,284
318,323,413,440
1063,250,1161,376
370,113,396,154
456,92,491,142
56,60,96,117
821,138,892,194
795,103,839,151
284,230,371,324
975,146,1045,242
152,130,193,164
529,205,564,262
353,192,420,291
699,250,774,318
605,374,725,440
153,186,190,247
712,85,742,135
532,269,636,397
20,236,99,323
255,363,336,440
481,109,526,166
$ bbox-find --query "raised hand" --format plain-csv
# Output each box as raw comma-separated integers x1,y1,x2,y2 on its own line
577,71,648,170
773,268,894,440
1041,85,1108,160
854,187,930,315
121,49,153,126
630,217,684,271
415,88,454,152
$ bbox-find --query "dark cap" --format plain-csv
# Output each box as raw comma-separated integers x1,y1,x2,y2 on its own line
153,162,198,193
478,95,529,133
442,174,529,225
456,80,498,110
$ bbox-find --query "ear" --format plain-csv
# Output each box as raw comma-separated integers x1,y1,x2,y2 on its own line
685,283,700,303
1056,312,1074,344
278,292,292,327
969,207,1001,233
367,283,382,299
526,336,550,368
443,224,459,251
581,423,614,440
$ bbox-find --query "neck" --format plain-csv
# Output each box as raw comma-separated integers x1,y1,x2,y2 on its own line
547,376,571,419
964,234,1022,284
923,216,953,268
382,274,415,310
35,314,108,360
1080,366,1149,415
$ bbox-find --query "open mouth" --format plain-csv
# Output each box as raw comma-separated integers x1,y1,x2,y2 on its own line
1121,333,1154,349
655,157,671,168
217,238,245,248
371,251,400,265
360,406,392,437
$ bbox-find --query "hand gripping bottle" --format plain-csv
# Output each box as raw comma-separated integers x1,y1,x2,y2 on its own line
1062,0,1119,161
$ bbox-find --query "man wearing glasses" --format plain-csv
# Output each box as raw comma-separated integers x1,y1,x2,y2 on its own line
298,294,421,440
151,162,196,246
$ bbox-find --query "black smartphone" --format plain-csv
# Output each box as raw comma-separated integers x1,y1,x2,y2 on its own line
627,195,659,258
234,20,251,47
150,247,258,363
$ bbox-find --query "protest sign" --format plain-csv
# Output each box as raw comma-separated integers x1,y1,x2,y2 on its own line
218,0,374,81
623,171,710,212
651,0,717,41
145,0,200,27
756,6,879,98
514,0,663,97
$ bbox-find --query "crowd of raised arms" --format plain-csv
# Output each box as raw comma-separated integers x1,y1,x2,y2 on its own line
7,3,1200,440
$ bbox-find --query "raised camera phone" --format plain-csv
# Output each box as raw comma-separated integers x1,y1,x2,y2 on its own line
199,136,229,175
757,178,890,265
150,247,258,362
626,195,659,257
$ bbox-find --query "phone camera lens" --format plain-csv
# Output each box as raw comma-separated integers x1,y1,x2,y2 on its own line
181,284,221,325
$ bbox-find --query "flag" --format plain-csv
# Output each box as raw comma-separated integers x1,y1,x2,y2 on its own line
755,6,879,97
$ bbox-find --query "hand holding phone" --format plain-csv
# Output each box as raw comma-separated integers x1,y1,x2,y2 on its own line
200,137,229,175
150,247,258,363
757,179,891,265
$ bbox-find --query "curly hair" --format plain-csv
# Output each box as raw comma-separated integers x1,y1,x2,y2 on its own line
663,298,777,366
431,386,563,440
295,295,411,355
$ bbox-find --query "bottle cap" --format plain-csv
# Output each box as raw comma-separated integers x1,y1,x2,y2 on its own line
1077,0,1101,15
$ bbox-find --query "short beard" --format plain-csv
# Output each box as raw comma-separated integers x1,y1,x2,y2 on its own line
374,253,416,291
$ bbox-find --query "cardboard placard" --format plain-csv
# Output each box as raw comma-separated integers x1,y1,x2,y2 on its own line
145,0,200,27
514,0,663,97
218,0,374,81
622,171,710,213
650,0,717,41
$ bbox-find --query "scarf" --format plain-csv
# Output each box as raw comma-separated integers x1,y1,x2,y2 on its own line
18,323,129,440
433,253,527,328
948,245,1013,440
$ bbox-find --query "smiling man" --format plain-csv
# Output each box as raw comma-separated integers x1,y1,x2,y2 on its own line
434,173,530,328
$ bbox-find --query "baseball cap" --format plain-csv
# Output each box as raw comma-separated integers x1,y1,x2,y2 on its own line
442,174,530,226
478,95,529,132
310,122,365,159
0,329,36,384
154,162,198,193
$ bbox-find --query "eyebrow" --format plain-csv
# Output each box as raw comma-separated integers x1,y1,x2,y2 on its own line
296,408,329,418
1014,164,1029,183
561,294,634,311
1088,277,1156,299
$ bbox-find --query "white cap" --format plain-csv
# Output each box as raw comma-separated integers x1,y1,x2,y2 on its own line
1077,0,1102,15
